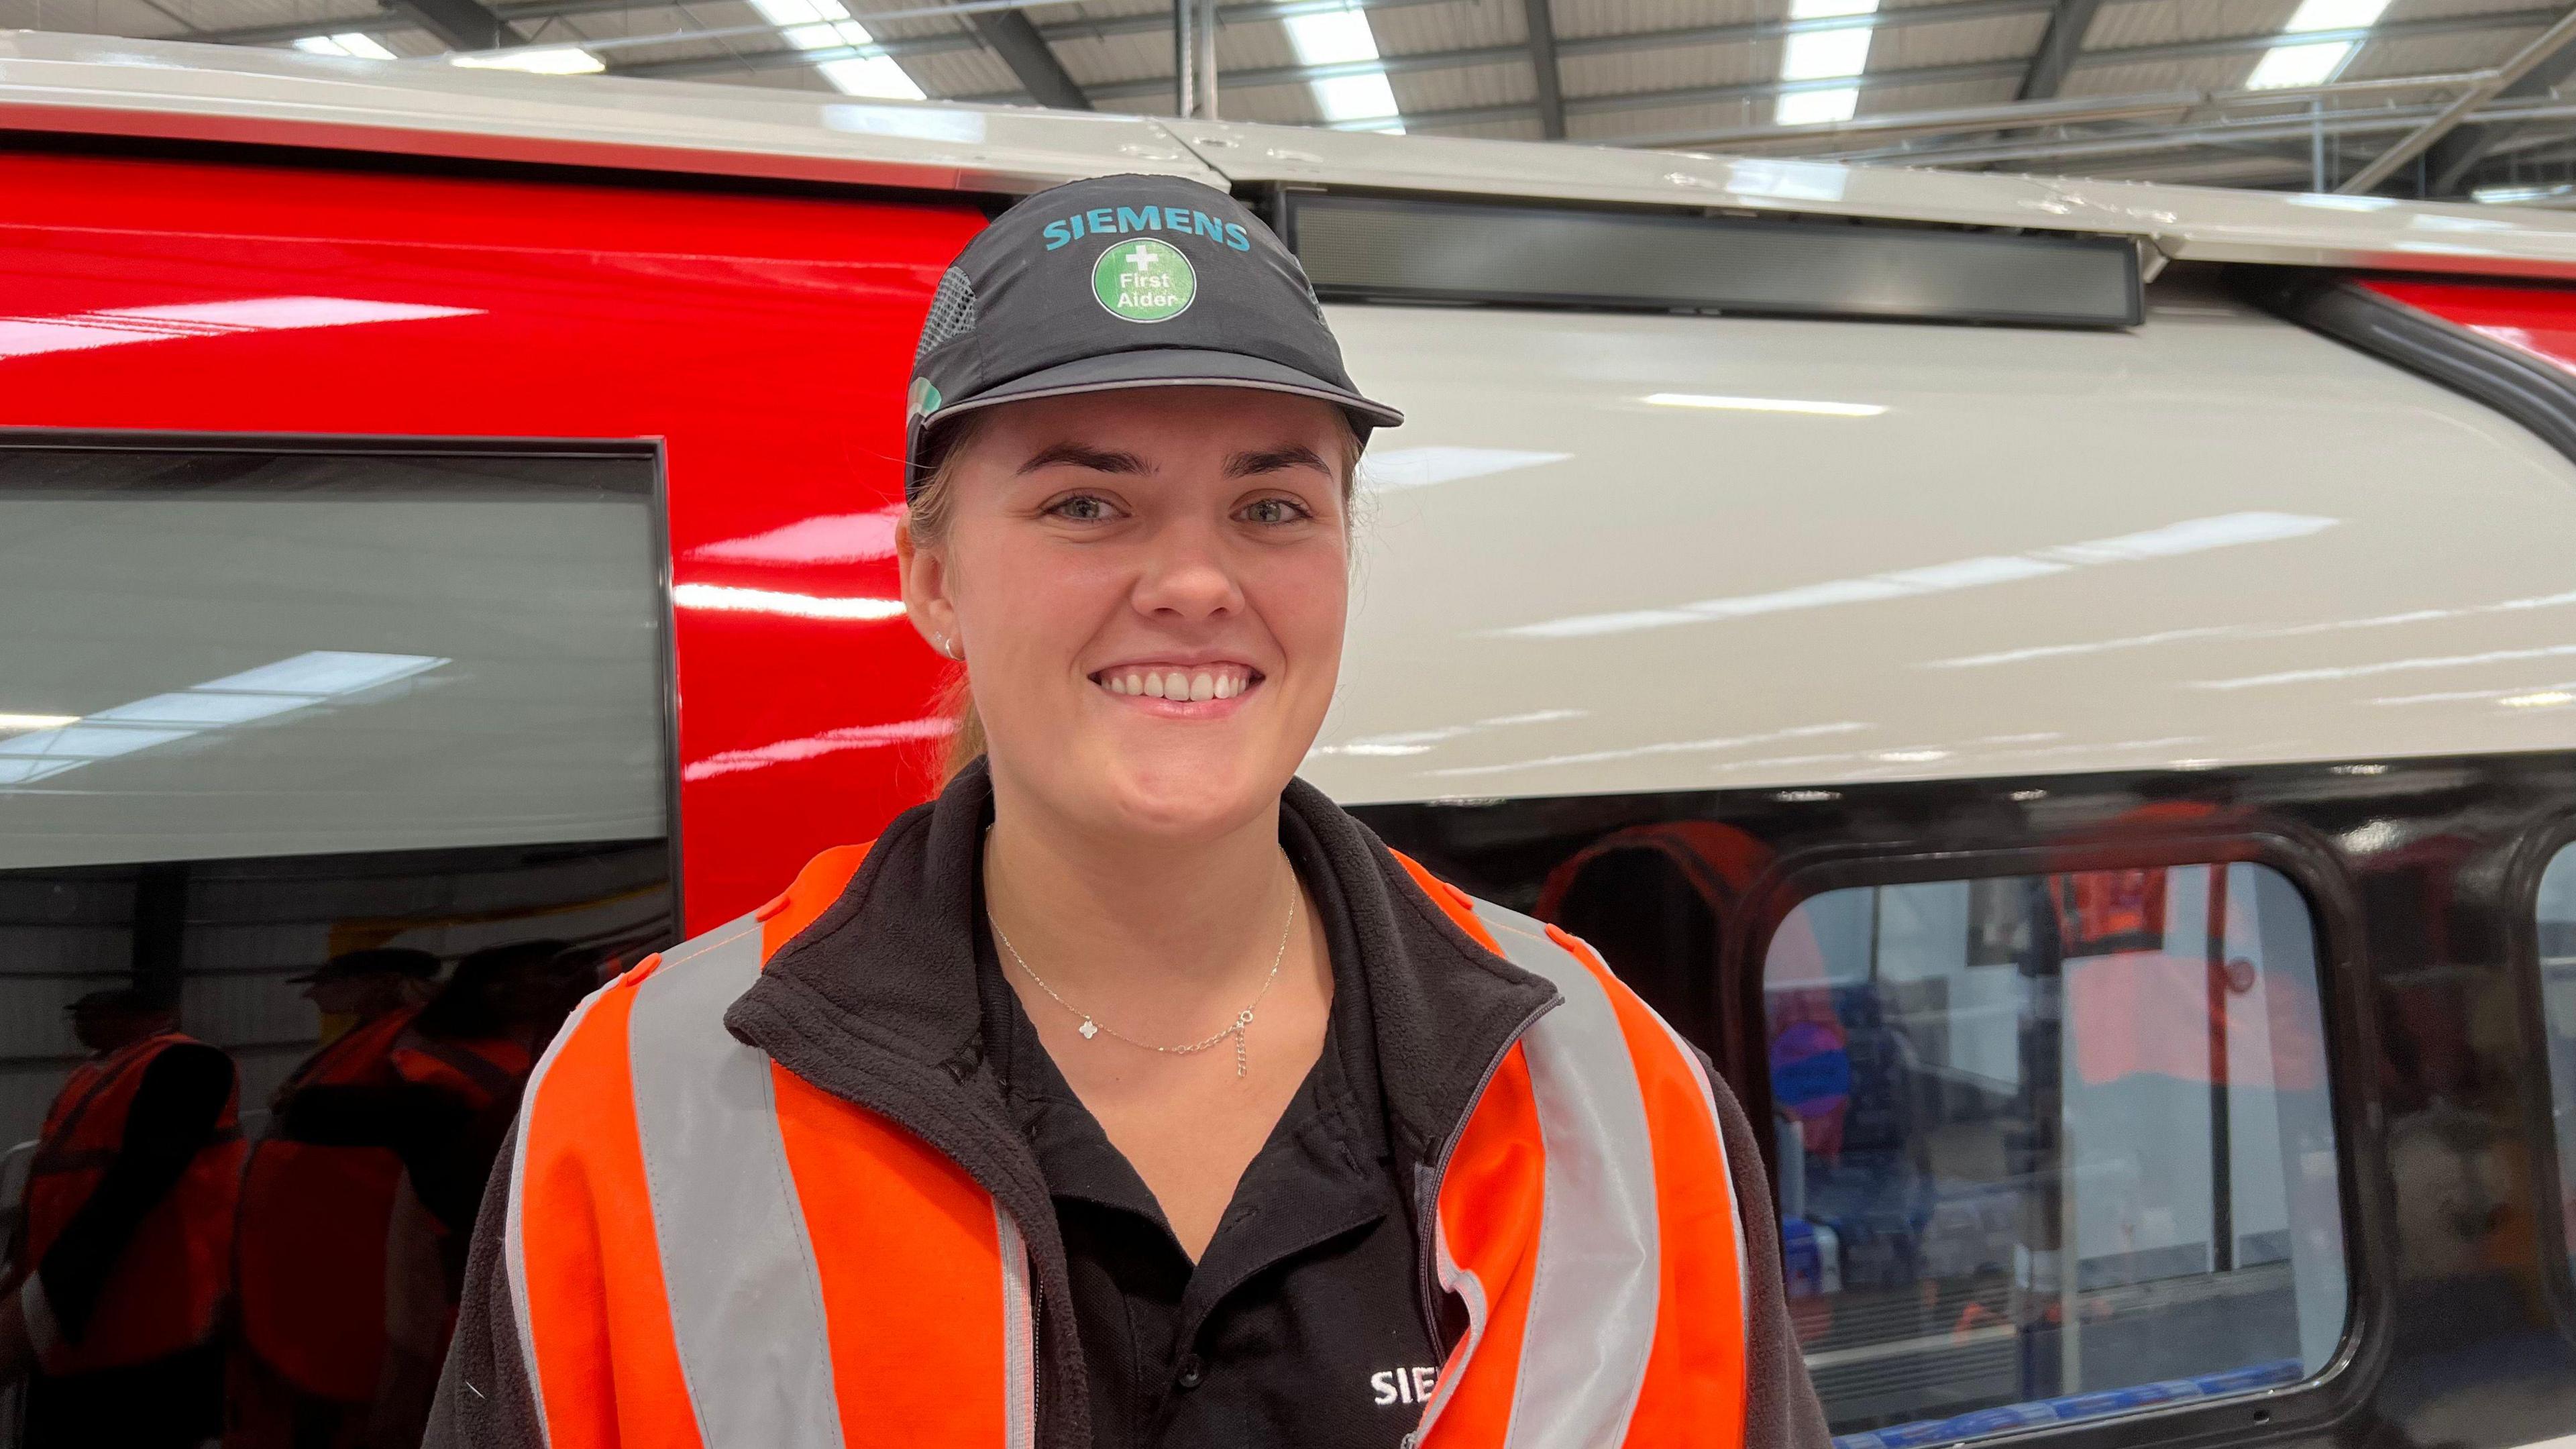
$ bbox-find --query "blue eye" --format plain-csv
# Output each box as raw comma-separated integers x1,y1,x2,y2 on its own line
1242,497,1310,525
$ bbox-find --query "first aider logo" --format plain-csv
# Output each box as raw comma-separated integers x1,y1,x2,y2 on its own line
1092,238,1195,323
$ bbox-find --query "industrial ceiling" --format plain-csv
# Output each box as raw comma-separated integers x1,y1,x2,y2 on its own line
9,0,2576,200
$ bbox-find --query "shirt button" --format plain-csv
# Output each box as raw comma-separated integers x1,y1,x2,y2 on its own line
1175,1355,1205,1391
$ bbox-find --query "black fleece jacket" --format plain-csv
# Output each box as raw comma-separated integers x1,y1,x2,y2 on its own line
425,761,1832,1449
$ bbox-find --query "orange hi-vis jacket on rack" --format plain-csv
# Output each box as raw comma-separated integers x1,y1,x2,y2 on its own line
21,1030,244,1374
425,766,1828,1449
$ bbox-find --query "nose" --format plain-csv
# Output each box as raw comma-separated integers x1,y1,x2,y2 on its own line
1130,514,1244,621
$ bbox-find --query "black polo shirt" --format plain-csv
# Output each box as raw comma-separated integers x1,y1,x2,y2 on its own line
972,818,1445,1449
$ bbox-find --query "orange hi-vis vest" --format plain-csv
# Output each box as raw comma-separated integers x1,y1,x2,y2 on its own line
500,844,1751,1448
235,1005,421,1402
23,1030,243,1373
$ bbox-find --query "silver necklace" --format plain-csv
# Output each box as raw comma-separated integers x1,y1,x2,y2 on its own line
988,867,1297,1079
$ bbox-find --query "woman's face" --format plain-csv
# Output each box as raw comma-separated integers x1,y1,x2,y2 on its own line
901,386,1352,843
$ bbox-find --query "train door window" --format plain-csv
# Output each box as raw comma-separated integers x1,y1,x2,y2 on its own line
1763,862,2347,1448
2534,844,2576,1263
0,440,674,1448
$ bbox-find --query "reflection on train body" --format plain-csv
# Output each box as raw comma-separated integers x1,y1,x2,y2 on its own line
0,442,678,1446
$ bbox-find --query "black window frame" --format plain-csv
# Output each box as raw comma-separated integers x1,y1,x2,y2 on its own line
2504,819,2576,1345
0,426,687,927
1727,824,2392,1449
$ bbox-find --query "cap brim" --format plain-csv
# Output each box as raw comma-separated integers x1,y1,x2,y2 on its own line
935,350,1404,433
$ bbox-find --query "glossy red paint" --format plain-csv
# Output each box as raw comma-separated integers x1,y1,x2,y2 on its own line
0,149,985,930
2364,276,2576,372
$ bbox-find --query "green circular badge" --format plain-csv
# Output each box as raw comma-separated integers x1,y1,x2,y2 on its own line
1092,239,1195,323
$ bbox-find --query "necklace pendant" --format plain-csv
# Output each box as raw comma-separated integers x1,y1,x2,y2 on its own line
1078,1018,1098,1040
1233,1027,1248,1078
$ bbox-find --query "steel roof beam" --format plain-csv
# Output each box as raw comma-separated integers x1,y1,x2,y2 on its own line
2340,3,2576,191
960,2,1089,109
1522,0,1564,139
2428,3,2576,193
2018,0,2104,100
390,0,528,48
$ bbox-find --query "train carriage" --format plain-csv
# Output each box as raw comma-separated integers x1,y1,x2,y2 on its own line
1,27,2575,1449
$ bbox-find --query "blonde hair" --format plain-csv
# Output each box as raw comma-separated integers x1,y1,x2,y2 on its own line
909,405,1365,786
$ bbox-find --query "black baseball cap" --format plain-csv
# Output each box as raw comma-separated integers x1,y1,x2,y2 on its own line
904,174,1401,493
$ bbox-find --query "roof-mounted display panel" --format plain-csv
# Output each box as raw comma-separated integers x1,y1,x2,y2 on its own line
1286,192,2143,329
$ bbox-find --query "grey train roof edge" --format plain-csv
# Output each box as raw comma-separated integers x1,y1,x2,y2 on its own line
11,28,2576,279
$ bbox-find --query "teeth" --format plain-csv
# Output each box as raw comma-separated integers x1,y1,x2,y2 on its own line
1099,668,1256,701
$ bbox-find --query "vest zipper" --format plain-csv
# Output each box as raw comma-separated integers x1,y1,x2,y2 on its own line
1413,995,1557,1359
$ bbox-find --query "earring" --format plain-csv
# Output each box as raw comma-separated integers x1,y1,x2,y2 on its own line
933,633,955,659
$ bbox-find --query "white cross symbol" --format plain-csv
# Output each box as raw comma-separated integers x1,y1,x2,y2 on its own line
1126,242,1161,272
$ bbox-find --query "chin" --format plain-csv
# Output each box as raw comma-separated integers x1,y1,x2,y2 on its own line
1087,749,1289,842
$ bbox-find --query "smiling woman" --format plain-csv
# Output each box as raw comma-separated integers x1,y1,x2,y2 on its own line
425,175,1831,1449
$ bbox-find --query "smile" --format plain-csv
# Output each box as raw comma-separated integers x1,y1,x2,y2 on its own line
1090,663,1260,703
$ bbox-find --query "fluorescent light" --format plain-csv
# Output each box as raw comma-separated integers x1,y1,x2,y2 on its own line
1503,511,2338,639
693,508,904,565
294,33,396,59
0,651,443,790
671,582,910,621
746,0,925,99
2245,0,2390,90
683,717,955,781
2200,641,2576,690
0,713,78,731
1361,447,1572,492
1775,0,1878,127
452,46,606,74
2506,690,2576,708
0,297,479,362
1644,392,1886,417
1285,5,1403,132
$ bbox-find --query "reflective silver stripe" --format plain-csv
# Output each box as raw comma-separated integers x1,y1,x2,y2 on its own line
628,916,845,1449
505,976,619,1449
996,1206,1036,1449
1466,898,1661,1449
1409,1216,1489,1445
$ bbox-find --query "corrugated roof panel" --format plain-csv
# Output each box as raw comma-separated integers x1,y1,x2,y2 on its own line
1565,96,1792,142
2087,0,2301,50
1389,58,1532,119
0,0,190,37
1422,113,1550,140
1371,0,1521,52
1554,0,1766,44
1048,29,1172,89
1872,11,2051,67
904,44,1020,99
2346,26,2540,79
2062,55,2249,97
1560,38,1774,100
1856,75,2021,115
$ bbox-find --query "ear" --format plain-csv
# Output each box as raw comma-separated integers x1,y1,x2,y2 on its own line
896,513,959,657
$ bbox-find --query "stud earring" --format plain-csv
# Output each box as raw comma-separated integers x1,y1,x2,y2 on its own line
934,633,956,659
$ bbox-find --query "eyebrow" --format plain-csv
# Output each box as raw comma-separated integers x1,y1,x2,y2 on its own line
1018,442,1148,475
1226,444,1334,478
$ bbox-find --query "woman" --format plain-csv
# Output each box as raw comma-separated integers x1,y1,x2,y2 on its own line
427,174,1829,1449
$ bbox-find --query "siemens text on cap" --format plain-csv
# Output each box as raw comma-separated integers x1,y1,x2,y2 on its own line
1040,203,1252,253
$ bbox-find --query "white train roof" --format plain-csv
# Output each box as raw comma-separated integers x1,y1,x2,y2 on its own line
13,28,2576,280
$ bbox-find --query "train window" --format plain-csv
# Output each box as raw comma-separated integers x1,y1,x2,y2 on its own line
1766,862,2347,1448
0,441,674,1448
2536,845,2576,1265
